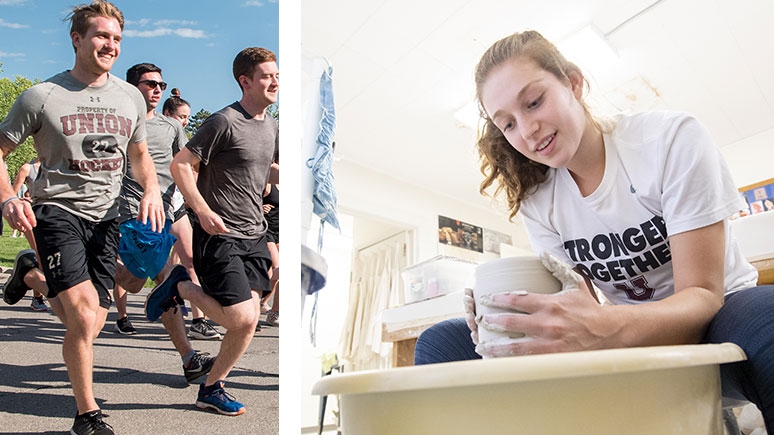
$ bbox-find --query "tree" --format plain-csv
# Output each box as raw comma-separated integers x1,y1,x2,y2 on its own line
0,73,39,181
267,103,279,123
186,108,211,137
185,103,277,138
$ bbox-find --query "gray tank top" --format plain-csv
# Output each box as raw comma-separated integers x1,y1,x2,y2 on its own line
26,159,39,185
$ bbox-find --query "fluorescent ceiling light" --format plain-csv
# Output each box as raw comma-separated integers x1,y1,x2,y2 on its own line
558,25,634,93
559,26,619,73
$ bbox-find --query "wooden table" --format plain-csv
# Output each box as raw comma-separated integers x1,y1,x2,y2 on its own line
381,292,464,367
752,257,774,285
382,314,458,367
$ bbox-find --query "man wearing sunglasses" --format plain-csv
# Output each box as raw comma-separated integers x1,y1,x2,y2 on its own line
110,62,218,385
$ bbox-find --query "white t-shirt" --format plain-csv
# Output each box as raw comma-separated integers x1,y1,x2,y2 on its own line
519,111,758,305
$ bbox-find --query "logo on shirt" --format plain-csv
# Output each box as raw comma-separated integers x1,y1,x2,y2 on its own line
60,112,134,138
57,110,131,173
67,135,123,173
563,214,669,301
82,135,118,157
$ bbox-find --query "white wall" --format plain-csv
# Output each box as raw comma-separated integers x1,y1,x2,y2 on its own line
721,127,774,189
333,159,532,263
300,215,353,433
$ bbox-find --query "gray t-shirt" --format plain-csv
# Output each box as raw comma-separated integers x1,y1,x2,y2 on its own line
26,160,39,185
119,111,187,222
0,71,147,221
186,102,278,238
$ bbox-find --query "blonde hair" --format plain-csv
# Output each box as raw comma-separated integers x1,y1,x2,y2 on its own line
474,30,597,220
66,0,124,53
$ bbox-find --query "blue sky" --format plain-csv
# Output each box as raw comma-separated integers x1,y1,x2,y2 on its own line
0,0,279,115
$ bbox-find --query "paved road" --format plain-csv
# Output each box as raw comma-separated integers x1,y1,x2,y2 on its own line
0,268,279,435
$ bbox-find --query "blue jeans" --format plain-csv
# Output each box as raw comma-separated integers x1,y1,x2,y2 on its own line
306,65,340,230
415,285,774,432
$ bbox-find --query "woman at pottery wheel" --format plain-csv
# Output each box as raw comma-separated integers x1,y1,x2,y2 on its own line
415,30,774,432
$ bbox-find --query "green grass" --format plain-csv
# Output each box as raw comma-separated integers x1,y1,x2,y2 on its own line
0,219,33,269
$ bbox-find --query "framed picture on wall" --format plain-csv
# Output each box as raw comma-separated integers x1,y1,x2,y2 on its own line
438,215,483,253
483,228,513,254
738,178,774,217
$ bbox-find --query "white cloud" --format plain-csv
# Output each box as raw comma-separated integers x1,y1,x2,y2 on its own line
0,18,29,29
126,18,153,27
175,28,207,39
124,28,172,38
0,0,25,5
243,0,264,6
0,50,24,57
126,18,198,27
154,19,197,26
124,28,207,39
123,18,207,39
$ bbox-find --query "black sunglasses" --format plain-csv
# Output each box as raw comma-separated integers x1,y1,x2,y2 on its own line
139,80,168,91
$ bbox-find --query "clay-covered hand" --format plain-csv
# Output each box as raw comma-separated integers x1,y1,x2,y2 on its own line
539,251,582,294
462,287,479,345
475,252,603,358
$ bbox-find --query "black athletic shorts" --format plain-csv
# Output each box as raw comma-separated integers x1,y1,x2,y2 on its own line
192,223,272,307
266,223,279,244
32,204,118,309
173,205,188,223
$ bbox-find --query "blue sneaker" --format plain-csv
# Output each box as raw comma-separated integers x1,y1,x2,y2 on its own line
196,381,245,416
144,265,189,321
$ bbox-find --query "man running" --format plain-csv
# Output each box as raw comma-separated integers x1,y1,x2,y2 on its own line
111,62,215,383
0,2,163,433
152,47,279,416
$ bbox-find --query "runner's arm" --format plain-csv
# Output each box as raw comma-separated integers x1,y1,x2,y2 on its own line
0,133,36,231
269,162,279,184
11,163,30,196
171,147,228,235
127,139,164,232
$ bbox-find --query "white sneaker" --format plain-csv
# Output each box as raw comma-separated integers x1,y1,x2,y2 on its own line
188,320,222,340
266,311,279,327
